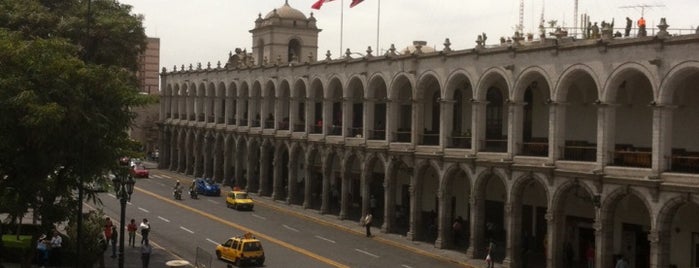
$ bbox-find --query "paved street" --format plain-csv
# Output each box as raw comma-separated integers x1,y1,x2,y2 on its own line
93,163,495,268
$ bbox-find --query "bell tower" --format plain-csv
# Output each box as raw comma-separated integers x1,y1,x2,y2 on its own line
250,1,321,65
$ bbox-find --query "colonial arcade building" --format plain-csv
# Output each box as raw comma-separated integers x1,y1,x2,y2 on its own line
158,2,699,268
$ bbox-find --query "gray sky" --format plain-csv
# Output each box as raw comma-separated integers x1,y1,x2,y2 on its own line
118,0,697,71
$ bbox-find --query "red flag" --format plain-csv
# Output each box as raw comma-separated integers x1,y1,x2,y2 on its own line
312,0,335,10
349,0,364,8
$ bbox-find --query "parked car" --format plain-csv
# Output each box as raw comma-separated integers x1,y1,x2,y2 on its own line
131,164,149,178
225,190,254,210
194,178,221,196
215,232,265,266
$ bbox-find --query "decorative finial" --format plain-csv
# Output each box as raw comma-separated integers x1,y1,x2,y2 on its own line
345,48,352,58
325,50,332,60
366,46,373,57
443,38,452,52
217,61,221,68
207,62,211,69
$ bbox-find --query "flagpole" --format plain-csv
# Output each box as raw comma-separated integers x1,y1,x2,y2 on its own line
340,0,344,57
376,0,380,54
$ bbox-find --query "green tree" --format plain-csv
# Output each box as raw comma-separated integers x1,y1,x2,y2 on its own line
0,0,149,242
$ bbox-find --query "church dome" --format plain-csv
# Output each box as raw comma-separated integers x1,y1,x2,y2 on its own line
265,1,307,20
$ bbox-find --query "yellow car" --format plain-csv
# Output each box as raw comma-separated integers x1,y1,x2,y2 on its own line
226,191,254,211
215,233,265,266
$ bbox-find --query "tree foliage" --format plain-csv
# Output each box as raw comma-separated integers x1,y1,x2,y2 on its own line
0,0,149,234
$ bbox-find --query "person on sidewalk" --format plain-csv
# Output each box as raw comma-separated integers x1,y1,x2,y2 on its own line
363,212,373,237
127,219,138,247
49,230,62,267
141,240,152,268
110,225,118,258
140,218,151,245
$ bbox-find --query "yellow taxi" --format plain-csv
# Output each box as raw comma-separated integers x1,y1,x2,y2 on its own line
225,190,254,210
215,232,265,266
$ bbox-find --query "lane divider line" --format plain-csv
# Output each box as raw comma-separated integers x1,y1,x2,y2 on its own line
315,235,336,244
138,207,150,213
282,224,299,232
401,265,414,268
206,238,219,246
207,199,219,204
252,214,266,220
180,226,194,234
354,248,379,258
134,186,350,268
158,216,170,223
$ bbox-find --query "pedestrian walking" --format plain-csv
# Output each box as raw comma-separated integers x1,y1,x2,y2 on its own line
140,218,151,245
485,238,496,268
35,234,49,267
127,219,138,247
49,230,62,266
110,225,118,258
585,243,595,268
363,212,373,237
141,241,152,268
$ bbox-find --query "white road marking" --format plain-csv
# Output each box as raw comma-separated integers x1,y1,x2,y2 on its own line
206,238,219,245
355,248,379,258
138,207,149,213
158,216,170,223
282,224,299,232
401,265,414,268
151,175,162,179
207,199,219,204
161,174,172,179
315,235,336,244
180,226,194,234
252,214,266,220
108,194,116,198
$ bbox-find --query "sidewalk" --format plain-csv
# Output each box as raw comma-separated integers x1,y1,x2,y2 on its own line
102,243,187,268
251,194,498,268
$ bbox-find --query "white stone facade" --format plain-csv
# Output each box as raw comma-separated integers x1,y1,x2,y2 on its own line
158,3,699,268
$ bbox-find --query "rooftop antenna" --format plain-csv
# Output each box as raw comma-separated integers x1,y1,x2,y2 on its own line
619,3,665,17
518,0,525,33
573,0,579,36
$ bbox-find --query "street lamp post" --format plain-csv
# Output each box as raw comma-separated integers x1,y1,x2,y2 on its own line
113,158,135,268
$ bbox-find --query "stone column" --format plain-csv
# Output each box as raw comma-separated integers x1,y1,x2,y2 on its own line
652,105,674,172
406,167,419,241
441,100,454,148
342,97,350,137
386,100,395,142
271,151,282,200
286,156,297,204
365,98,376,139
289,97,298,131
222,138,232,186
412,100,422,144
548,103,564,162
340,163,350,220
594,209,613,268
382,165,394,233
596,103,616,167
258,147,270,195
647,229,663,268
507,102,525,158
466,196,485,259
471,101,487,152
435,189,449,248
322,99,331,135
320,156,330,214
190,136,199,176
303,160,312,209
234,144,244,188
502,202,516,268
545,211,558,268
202,137,212,178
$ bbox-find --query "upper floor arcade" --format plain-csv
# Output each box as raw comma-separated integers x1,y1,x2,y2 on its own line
159,33,699,175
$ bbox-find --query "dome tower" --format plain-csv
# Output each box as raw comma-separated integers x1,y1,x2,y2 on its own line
250,1,321,65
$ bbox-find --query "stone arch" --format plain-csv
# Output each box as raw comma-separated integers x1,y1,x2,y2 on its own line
445,69,476,99
512,66,553,102
475,67,512,100
388,72,415,99
553,64,601,103
657,60,699,104
416,71,444,98
601,61,658,102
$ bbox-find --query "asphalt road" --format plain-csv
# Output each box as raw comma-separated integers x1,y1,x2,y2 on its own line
96,169,465,268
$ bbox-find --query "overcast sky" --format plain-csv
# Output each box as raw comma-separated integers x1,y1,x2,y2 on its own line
118,0,697,72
